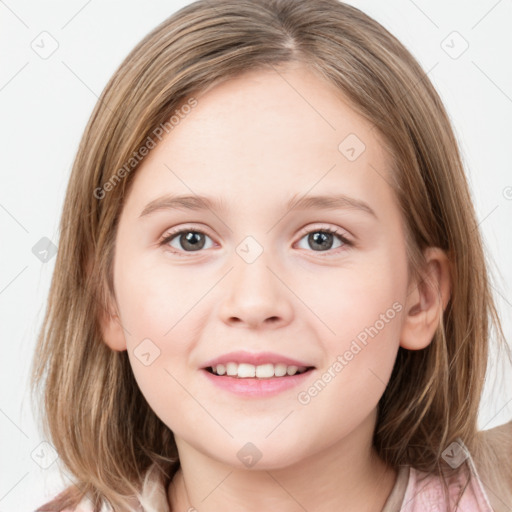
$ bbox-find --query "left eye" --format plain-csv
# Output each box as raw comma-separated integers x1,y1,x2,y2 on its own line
296,227,351,253
160,229,214,253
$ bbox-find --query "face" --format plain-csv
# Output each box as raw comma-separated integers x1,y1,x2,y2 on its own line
106,63,411,470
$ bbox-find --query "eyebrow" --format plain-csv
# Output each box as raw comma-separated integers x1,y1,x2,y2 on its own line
138,193,377,218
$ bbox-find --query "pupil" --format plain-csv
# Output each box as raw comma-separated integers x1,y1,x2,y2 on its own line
309,231,332,251
182,232,205,251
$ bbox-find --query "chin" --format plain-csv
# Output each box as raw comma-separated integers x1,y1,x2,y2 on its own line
210,436,309,472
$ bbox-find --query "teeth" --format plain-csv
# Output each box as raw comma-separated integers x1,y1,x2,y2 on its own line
256,363,274,378
274,363,288,377
287,365,298,376
238,363,255,378
226,362,238,376
210,362,309,378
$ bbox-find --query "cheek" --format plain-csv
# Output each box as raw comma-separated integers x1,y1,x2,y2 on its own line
321,287,403,396
115,252,201,342
314,252,406,345
118,273,200,431
295,279,404,441
313,245,407,391
112,261,194,407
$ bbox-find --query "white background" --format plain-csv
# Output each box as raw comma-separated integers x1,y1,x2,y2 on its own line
1,0,511,510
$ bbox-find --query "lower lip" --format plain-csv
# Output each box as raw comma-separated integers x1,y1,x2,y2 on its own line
201,368,315,397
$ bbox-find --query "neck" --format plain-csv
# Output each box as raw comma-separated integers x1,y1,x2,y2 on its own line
167,410,397,512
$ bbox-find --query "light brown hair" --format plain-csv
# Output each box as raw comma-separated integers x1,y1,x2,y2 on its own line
31,0,511,510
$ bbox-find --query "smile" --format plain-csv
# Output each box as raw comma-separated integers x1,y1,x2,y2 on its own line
202,365,316,398
206,362,312,378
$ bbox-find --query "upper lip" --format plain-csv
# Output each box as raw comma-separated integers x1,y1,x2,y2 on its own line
201,351,315,369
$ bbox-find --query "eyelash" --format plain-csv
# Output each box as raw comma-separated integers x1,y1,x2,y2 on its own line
159,225,353,257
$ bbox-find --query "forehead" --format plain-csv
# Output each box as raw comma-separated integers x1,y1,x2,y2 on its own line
124,64,395,218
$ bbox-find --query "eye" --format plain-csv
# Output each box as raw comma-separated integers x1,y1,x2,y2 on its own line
159,224,352,256
295,226,352,254
159,227,215,255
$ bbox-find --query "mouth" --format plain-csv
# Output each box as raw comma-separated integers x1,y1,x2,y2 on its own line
204,363,316,379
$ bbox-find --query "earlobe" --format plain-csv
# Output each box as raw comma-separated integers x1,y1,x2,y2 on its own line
99,302,127,352
400,247,451,351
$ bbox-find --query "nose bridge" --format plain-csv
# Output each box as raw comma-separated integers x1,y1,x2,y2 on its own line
218,234,293,327
232,234,279,303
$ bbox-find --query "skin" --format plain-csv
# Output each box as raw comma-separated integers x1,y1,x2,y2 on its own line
101,62,451,512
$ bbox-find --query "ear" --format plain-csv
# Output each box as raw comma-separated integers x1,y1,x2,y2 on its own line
400,247,451,350
99,295,127,352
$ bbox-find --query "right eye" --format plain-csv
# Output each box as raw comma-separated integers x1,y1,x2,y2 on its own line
159,227,215,255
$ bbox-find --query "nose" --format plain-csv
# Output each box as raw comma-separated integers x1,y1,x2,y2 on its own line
218,251,294,330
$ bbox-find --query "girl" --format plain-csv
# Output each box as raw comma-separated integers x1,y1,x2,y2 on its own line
31,0,512,511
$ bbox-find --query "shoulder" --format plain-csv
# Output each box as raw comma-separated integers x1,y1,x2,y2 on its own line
473,420,512,512
475,420,512,472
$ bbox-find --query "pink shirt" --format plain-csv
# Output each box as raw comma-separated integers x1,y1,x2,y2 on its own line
50,438,494,512
381,441,494,511
397,465,493,511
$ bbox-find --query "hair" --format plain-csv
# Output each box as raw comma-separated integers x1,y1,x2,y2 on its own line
31,0,511,510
